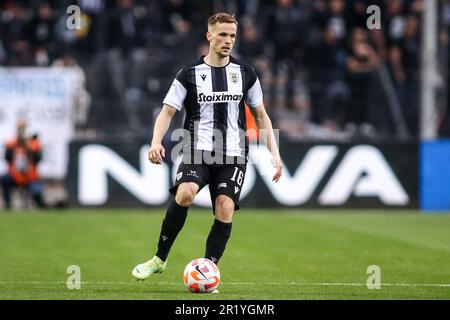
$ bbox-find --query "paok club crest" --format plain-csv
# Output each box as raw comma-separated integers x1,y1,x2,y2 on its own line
230,72,238,84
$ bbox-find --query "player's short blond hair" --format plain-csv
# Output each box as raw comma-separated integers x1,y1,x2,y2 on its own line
207,13,238,30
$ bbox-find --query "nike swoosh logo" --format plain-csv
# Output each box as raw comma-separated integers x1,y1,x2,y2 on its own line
195,265,209,280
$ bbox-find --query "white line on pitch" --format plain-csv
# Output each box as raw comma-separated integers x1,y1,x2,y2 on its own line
1,281,449,287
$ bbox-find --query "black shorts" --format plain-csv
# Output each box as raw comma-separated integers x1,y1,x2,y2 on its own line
169,156,247,211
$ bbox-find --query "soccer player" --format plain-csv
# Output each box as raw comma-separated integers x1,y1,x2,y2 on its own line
132,13,282,287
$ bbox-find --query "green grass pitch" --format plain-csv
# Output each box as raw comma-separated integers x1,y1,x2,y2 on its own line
1,209,450,300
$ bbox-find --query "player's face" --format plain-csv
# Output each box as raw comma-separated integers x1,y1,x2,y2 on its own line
207,23,237,58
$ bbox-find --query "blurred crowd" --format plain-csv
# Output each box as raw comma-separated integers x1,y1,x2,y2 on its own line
1,0,449,140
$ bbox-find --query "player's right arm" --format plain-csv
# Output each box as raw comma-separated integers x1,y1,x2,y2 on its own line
148,104,177,165
150,66,188,164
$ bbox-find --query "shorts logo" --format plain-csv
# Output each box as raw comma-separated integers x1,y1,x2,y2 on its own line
187,170,199,179
218,182,227,189
230,73,238,84
176,172,182,181
234,186,240,194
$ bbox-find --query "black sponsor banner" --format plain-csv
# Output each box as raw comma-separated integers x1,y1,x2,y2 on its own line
68,139,418,208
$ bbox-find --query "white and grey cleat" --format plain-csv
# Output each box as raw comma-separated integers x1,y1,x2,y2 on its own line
132,256,167,281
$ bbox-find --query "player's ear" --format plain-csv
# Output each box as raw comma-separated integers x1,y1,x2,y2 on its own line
206,31,213,42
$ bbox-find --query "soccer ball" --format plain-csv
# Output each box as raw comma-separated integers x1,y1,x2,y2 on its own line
183,258,220,293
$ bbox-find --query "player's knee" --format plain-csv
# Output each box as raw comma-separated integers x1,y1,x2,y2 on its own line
175,186,196,206
216,196,234,222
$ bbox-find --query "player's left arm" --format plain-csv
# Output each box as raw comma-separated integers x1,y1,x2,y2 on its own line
249,104,282,182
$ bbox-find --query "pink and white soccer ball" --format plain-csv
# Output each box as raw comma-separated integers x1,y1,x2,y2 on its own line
183,258,220,293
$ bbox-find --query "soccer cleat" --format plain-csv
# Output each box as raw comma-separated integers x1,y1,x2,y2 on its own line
132,255,167,280
211,289,219,294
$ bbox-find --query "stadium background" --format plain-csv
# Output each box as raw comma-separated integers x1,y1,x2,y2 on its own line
1,0,450,300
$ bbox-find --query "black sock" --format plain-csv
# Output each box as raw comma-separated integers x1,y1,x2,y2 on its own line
205,219,232,265
155,200,189,261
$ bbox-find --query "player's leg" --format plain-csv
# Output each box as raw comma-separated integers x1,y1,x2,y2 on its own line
132,162,208,280
132,183,199,280
204,194,235,264
155,182,198,262
204,163,246,264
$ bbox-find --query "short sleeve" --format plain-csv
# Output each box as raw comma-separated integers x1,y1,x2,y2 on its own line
163,66,190,111
246,77,263,108
162,78,187,111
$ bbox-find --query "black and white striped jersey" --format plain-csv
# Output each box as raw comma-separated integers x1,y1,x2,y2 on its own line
163,55,263,159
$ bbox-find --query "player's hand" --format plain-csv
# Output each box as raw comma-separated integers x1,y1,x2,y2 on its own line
148,143,165,164
271,155,282,183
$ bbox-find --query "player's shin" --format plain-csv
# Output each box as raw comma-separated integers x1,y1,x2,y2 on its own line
155,199,189,261
204,219,232,264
